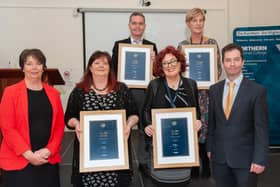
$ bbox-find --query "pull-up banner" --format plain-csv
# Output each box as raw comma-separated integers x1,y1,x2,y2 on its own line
233,25,280,145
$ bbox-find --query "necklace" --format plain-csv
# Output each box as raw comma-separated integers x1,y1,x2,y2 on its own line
92,83,108,92
190,35,203,44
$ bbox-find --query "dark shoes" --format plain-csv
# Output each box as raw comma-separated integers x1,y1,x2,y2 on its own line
191,166,211,179
201,168,211,178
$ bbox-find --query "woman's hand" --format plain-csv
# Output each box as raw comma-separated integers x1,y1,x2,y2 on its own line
124,125,131,140
195,120,202,131
68,118,81,141
75,122,81,142
151,51,156,63
23,150,48,166
125,115,139,140
144,125,154,137
34,148,51,160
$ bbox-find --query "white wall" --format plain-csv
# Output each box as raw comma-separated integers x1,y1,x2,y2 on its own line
0,0,279,107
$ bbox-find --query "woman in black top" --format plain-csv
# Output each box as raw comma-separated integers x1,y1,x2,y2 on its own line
64,51,139,187
141,46,201,187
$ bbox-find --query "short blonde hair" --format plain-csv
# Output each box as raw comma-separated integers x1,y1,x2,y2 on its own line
185,8,206,23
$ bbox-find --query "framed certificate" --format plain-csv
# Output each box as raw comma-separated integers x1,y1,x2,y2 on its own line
118,43,153,88
79,110,129,172
152,108,199,169
182,45,218,89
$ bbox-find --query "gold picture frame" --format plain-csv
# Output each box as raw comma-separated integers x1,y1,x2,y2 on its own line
182,44,218,89
118,43,153,88
152,107,199,169
79,110,129,172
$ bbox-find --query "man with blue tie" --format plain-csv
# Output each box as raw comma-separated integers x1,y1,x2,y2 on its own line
207,43,269,187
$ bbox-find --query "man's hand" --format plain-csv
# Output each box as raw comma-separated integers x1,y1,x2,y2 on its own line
250,163,265,174
207,152,211,159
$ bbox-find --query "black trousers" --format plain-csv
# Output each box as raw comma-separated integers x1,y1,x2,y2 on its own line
2,163,60,187
212,162,258,187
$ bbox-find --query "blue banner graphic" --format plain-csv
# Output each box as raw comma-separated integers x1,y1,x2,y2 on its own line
233,26,280,145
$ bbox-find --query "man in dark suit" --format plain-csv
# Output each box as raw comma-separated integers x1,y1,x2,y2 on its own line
111,11,158,121
207,43,268,187
111,12,158,176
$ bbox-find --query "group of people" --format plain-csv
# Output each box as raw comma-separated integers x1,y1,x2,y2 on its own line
0,8,268,187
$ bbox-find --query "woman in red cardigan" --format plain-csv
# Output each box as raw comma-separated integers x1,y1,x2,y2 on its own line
0,49,65,187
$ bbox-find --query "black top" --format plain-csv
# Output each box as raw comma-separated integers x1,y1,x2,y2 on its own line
27,88,52,151
64,82,138,186
142,77,201,129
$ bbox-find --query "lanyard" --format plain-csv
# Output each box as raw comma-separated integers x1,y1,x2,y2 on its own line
190,35,203,44
164,78,182,108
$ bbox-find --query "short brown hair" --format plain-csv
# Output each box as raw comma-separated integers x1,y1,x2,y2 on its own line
19,48,46,70
129,11,145,23
186,8,206,23
222,43,244,62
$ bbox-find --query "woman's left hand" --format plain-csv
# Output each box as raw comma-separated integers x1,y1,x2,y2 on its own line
124,126,131,140
125,115,139,140
195,120,202,131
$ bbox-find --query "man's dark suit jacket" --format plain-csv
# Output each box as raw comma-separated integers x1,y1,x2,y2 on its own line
206,77,269,169
111,37,158,76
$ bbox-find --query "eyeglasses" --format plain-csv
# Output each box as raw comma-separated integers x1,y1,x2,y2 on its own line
162,59,178,67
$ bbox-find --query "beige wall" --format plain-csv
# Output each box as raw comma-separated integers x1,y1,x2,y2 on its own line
0,0,279,107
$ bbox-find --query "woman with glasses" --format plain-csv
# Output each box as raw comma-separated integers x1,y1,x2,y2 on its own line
178,8,222,178
140,46,202,187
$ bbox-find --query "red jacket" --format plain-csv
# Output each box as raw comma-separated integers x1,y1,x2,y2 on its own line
0,80,65,170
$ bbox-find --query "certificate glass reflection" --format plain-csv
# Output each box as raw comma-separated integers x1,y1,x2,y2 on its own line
161,118,189,157
124,51,146,80
89,120,118,160
189,52,210,81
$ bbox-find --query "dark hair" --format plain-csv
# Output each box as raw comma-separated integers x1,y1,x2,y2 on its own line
76,51,118,92
129,11,145,23
19,48,47,70
222,43,244,62
153,46,187,77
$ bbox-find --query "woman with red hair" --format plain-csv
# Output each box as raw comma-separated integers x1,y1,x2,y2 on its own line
141,46,202,186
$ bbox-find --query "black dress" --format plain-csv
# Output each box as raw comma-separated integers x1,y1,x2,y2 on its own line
65,83,138,187
2,88,60,187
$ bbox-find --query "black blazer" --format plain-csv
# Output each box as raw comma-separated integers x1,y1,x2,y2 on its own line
206,78,269,169
111,37,158,76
